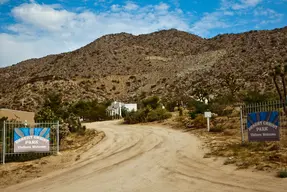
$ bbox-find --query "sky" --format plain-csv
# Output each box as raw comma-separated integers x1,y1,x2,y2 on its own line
0,0,286,67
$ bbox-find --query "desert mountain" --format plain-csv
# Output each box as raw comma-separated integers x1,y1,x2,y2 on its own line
1,27,287,111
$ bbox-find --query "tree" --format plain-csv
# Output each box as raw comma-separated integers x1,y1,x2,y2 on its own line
142,96,161,110
270,63,287,114
34,108,59,122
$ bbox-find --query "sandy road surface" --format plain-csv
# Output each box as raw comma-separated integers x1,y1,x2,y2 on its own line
3,121,286,192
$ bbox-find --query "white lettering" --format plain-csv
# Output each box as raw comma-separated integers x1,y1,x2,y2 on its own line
256,127,268,132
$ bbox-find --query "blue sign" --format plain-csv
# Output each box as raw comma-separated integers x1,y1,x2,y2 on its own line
247,111,280,142
14,128,50,152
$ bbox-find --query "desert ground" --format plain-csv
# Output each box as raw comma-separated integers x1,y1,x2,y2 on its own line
2,121,286,192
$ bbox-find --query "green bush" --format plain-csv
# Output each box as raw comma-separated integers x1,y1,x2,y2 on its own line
240,90,278,105
278,169,287,178
189,111,197,119
142,96,161,110
192,114,206,128
146,108,172,122
187,100,208,114
210,124,226,132
124,109,147,124
35,108,59,122
121,106,129,118
124,96,171,124
165,101,177,112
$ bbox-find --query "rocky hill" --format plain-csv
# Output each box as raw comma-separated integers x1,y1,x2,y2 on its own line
0,27,287,111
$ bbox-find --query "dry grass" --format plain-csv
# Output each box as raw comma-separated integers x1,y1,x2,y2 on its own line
0,129,105,188
174,115,287,173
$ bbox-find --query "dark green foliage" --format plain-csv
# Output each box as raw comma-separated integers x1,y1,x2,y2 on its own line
165,101,177,112
124,109,147,124
210,125,225,132
178,107,183,116
0,116,8,121
240,90,278,104
34,93,111,141
34,108,59,122
278,169,287,178
43,92,64,117
147,108,172,122
189,111,197,119
66,114,84,134
142,96,161,110
208,102,227,116
121,106,129,118
124,96,171,124
187,100,208,114
66,100,111,122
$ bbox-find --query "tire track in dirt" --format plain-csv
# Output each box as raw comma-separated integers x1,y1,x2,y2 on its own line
3,121,286,192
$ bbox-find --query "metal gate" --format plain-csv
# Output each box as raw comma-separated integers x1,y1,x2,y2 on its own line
0,121,59,164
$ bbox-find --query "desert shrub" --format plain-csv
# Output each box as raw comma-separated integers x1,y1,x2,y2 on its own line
189,111,197,119
278,169,287,178
142,96,161,110
69,100,111,122
35,108,59,122
35,93,111,140
192,114,206,128
178,107,183,116
209,102,226,116
165,101,177,112
240,90,278,104
121,106,129,118
124,109,147,124
146,108,172,122
187,100,208,114
124,96,171,124
210,124,226,132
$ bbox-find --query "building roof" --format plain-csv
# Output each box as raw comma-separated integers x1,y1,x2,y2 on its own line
0,108,35,123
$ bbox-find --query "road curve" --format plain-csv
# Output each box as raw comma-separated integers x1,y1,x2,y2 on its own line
4,121,286,192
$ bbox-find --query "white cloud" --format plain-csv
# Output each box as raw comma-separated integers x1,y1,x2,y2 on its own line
0,0,9,5
254,8,284,27
111,4,120,11
0,2,190,67
155,3,169,11
190,12,230,37
232,0,262,10
254,8,282,18
11,3,75,32
124,2,139,11
223,11,234,16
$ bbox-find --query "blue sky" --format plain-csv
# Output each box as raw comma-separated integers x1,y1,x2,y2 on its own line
0,0,286,67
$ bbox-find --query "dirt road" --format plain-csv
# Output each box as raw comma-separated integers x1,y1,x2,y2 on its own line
3,121,286,192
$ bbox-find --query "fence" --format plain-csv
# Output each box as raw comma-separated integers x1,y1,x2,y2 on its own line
0,121,59,164
240,100,287,146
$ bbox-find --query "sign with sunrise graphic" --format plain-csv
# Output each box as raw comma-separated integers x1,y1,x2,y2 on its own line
14,127,50,153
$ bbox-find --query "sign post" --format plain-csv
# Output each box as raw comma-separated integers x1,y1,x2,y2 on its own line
204,111,212,132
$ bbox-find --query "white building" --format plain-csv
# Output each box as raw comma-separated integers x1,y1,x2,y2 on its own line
107,101,137,117
123,103,137,112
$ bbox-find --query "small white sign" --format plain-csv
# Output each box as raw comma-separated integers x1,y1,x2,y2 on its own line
204,112,212,118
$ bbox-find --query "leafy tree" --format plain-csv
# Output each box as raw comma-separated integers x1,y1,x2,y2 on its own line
164,100,177,112
142,96,161,110
34,108,59,122
121,106,129,118
187,99,208,114
124,96,171,124
270,63,287,113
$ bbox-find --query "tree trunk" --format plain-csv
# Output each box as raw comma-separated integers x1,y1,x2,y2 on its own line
273,75,285,112
281,74,287,114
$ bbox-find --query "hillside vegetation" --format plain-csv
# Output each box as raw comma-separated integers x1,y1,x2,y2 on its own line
0,27,287,111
